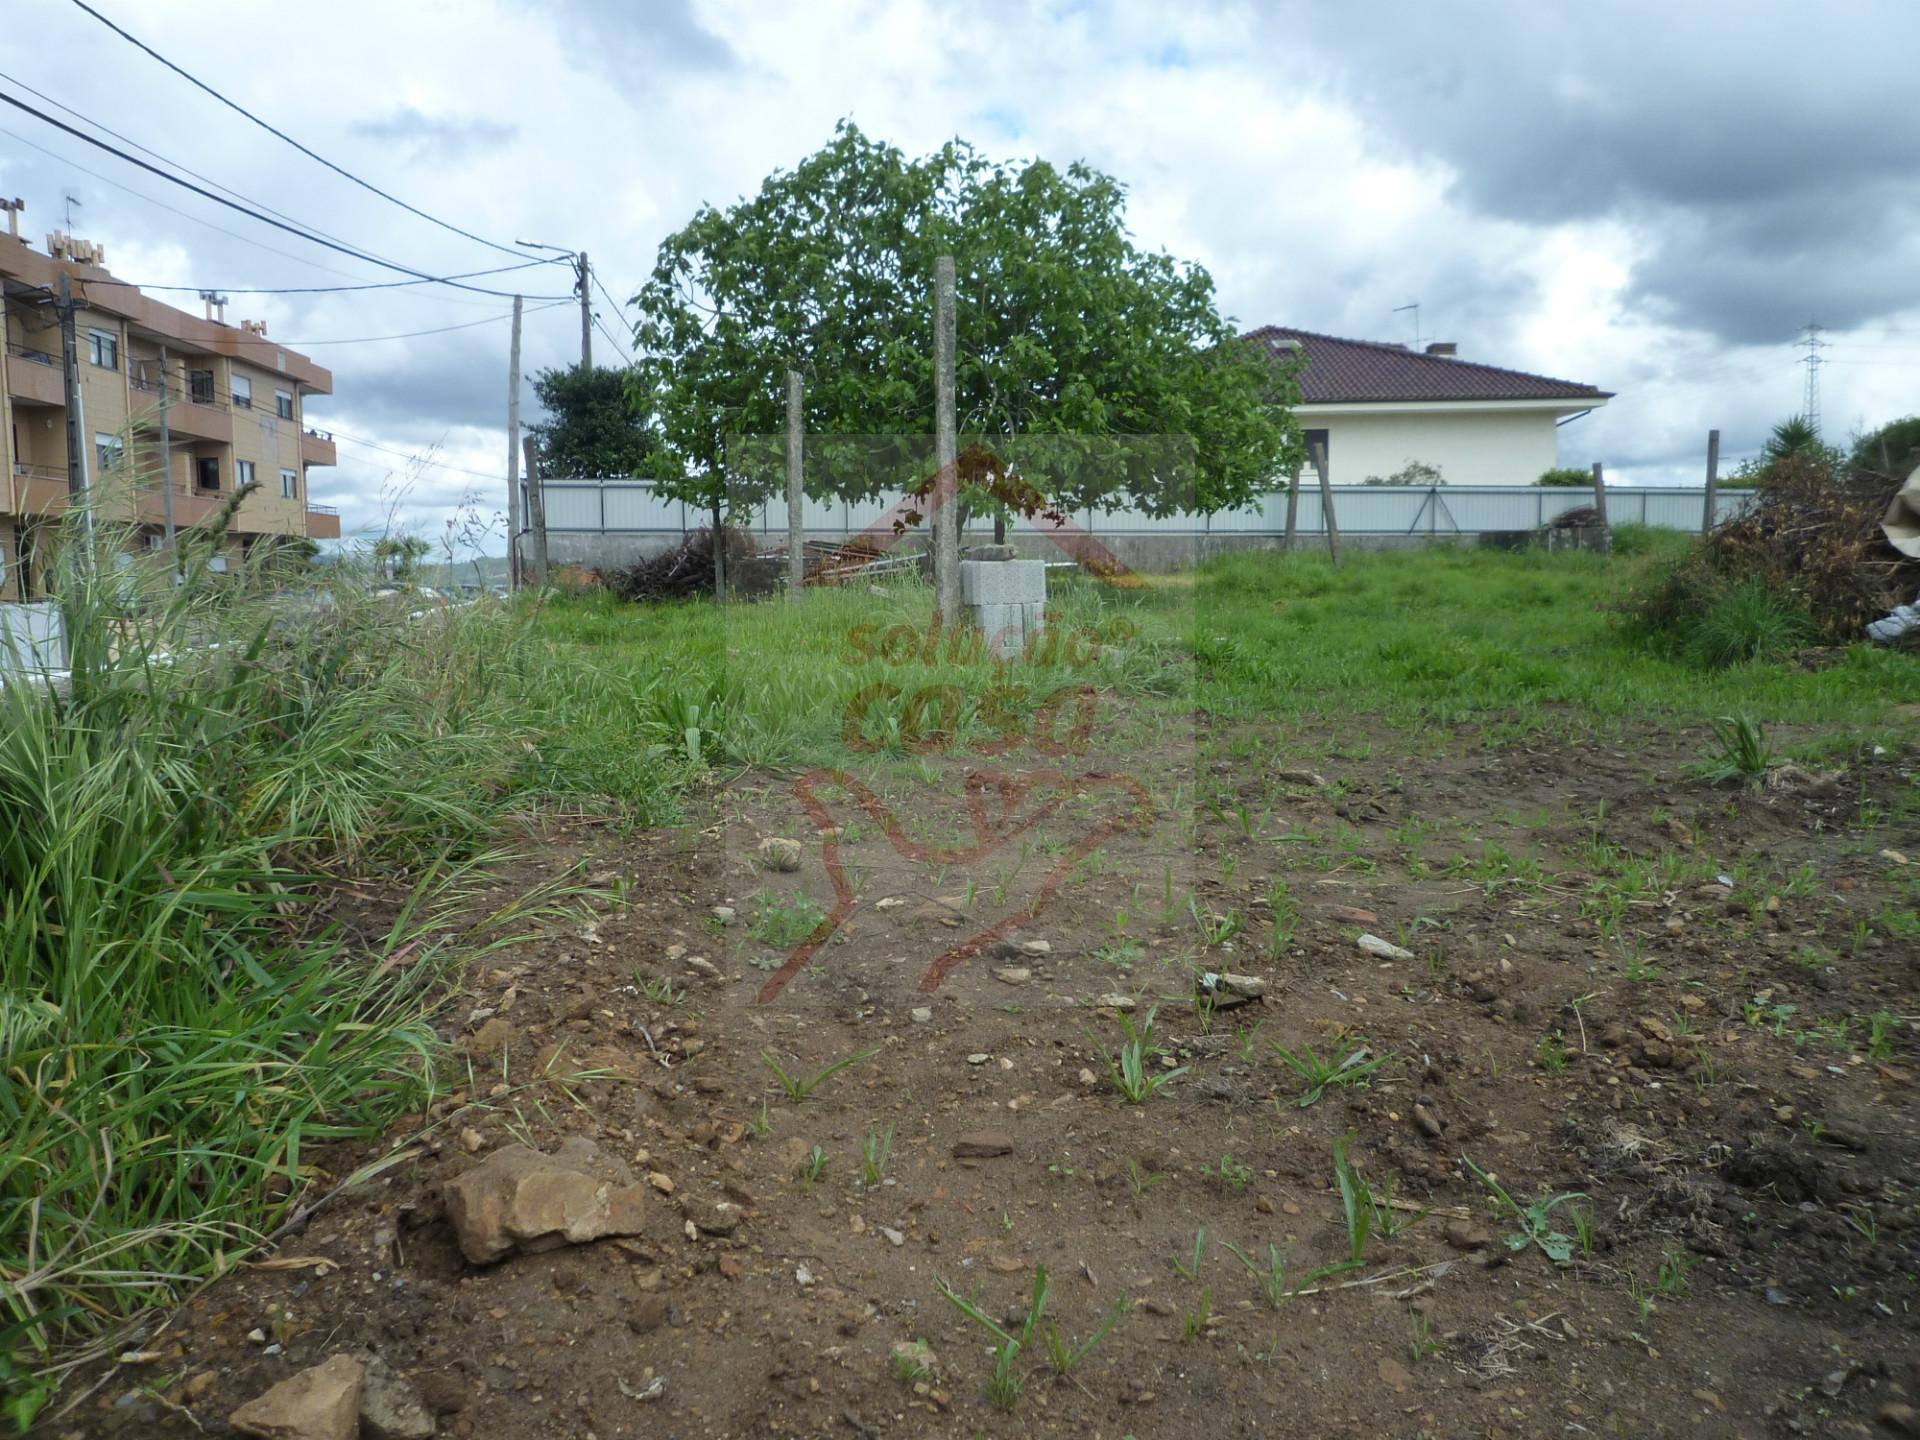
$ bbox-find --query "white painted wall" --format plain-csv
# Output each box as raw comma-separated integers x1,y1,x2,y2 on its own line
1299,407,1568,487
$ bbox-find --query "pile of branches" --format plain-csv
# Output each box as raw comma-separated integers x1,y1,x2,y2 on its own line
599,526,776,602
1633,455,1919,642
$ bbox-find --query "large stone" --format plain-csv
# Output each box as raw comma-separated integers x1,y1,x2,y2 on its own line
229,1355,364,1440
952,1130,1014,1159
442,1137,652,1265
359,1354,436,1439
960,559,1046,605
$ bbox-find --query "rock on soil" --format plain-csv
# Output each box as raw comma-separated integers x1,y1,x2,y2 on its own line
442,1137,653,1265
228,1354,364,1440
757,836,803,871
359,1354,436,1439
952,1130,1014,1158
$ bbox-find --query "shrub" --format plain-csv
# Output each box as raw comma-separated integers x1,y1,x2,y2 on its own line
1362,460,1444,487
1536,467,1591,487
1683,577,1816,667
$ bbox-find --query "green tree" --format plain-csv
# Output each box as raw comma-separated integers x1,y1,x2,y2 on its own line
628,122,1299,522
372,534,429,583
1763,415,1824,464
1536,467,1591,487
528,364,659,478
1848,414,1920,480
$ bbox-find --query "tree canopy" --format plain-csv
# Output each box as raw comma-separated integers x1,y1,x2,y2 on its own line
529,364,660,478
629,122,1299,519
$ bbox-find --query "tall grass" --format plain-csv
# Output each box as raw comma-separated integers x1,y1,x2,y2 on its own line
0,498,553,1423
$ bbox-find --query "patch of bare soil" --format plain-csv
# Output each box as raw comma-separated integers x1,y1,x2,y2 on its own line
61,718,1920,1440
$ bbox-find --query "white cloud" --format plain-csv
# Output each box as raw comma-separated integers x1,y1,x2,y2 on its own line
4,0,1914,546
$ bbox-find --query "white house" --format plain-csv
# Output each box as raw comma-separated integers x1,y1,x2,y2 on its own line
1244,327,1611,486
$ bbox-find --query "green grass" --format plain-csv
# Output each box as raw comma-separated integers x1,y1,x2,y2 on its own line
2,497,604,1425
530,548,1920,777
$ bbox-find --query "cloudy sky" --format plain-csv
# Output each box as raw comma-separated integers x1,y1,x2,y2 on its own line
5,0,1916,548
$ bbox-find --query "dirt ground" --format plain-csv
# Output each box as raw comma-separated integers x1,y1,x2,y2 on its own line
60,709,1920,1440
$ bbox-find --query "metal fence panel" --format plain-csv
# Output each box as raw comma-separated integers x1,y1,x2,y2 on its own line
536,479,1752,540
0,600,65,673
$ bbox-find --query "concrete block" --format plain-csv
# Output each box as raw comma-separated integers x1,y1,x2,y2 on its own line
961,559,1046,606
973,602,1027,658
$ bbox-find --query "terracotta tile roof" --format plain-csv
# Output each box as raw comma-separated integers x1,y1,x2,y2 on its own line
1243,326,1612,405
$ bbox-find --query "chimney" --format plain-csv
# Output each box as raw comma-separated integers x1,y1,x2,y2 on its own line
0,198,22,241
1424,342,1458,357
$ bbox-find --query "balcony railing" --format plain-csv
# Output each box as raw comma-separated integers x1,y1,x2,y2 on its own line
306,502,339,515
127,372,231,413
7,340,58,367
12,462,64,482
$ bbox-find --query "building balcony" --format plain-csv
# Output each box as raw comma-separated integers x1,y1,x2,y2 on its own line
157,393,233,446
132,482,225,531
9,463,70,518
6,342,64,407
300,428,336,467
306,503,341,540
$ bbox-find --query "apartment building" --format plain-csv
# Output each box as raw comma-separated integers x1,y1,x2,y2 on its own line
1,223,339,601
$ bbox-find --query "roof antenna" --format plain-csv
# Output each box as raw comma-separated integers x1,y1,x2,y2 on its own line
64,191,81,232
1391,301,1420,351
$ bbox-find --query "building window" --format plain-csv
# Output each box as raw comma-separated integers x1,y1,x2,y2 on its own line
94,432,124,472
236,459,256,489
1302,429,1330,472
189,369,215,404
231,375,252,409
195,457,220,492
87,329,118,369
275,390,294,420
280,468,298,499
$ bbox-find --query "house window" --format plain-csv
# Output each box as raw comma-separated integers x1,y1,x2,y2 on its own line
1302,429,1330,473
236,459,256,489
280,468,298,499
87,329,118,369
275,390,294,420
94,432,124,472
231,375,252,409
189,369,215,404
195,457,220,492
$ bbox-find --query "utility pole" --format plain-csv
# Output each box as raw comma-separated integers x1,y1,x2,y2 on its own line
1310,439,1338,566
1701,429,1720,538
1282,460,1302,553
933,254,959,625
786,368,804,602
157,343,176,553
1590,460,1610,554
57,274,92,534
577,251,591,369
506,294,523,590
522,436,549,589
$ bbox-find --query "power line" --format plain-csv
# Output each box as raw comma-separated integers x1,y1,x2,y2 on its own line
591,268,630,320
329,428,508,483
0,117,566,311
0,88,574,300
0,65,451,282
0,118,369,283
593,314,633,366
66,0,526,260
277,300,568,347
85,257,565,297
